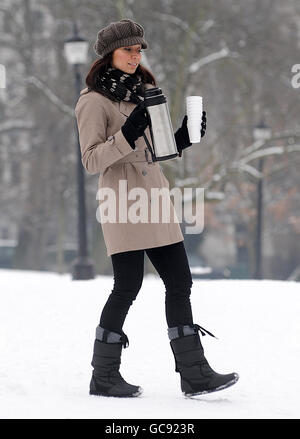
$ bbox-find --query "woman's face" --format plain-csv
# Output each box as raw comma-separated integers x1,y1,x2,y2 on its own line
111,44,143,74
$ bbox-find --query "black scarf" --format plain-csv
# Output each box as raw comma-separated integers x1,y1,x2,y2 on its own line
94,66,145,104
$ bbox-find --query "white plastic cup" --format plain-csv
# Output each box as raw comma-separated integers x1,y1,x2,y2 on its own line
186,96,203,143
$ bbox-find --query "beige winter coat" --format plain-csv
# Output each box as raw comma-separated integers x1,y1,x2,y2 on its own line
74,83,184,257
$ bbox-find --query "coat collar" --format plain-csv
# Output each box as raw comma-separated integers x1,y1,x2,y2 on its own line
79,87,89,96
79,84,155,115
119,99,135,116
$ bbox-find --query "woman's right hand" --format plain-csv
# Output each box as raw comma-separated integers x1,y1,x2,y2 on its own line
121,101,149,149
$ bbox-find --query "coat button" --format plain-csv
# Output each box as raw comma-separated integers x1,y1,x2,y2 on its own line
142,170,147,176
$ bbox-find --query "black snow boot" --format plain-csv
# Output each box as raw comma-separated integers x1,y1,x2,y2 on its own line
89,326,143,398
169,324,239,396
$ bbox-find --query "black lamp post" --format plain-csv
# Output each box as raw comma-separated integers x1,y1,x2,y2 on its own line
253,119,271,280
64,22,95,280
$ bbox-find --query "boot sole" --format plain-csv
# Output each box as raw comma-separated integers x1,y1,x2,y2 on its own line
89,386,143,398
183,373,239,397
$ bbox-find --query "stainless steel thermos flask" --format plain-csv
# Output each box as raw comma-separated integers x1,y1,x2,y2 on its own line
143,87,178,161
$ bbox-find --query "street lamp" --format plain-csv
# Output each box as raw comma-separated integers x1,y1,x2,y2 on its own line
64,22,94,280
253,119,271,280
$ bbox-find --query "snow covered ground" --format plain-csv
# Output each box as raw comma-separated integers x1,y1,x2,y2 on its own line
0,268,299,419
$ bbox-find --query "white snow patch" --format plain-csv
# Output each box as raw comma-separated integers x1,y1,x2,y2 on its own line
0,269,299,419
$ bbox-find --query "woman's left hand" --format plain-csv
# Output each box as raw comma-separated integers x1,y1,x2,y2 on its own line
200,111,207,138
175,111,207,157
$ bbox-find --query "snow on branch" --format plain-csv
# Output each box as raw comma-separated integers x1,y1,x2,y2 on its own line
241,145,300,165
230,162,263,179
174,176,200,187
176,141,300,202
199,19,215,34
205,191,225,200
189,46,239,74
24,76,74,117
271,127,300,140
202,143,300,194
242,130,300,159
151,12,200,43
242,139,266,157
0,119,34,134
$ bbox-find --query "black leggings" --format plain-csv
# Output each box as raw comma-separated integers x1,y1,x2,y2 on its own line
99,241,194,333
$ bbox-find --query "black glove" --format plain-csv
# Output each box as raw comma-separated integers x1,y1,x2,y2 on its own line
175,111,207,157
201,110,207,138
121,101,149,150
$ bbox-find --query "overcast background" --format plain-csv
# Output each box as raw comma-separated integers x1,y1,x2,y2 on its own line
1,0,300,280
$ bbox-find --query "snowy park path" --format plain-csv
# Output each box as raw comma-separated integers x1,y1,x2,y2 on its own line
0,269,299,419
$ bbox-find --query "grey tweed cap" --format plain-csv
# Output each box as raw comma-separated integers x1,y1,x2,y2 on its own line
94,18,148,59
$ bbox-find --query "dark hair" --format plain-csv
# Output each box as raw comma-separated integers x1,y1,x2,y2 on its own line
85,52,157,94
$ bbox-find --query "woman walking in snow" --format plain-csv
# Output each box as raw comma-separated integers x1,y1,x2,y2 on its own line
75,18,238,398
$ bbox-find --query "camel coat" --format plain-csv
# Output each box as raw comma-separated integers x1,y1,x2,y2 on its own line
74,83,184,257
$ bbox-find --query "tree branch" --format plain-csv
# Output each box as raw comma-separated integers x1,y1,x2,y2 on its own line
0,120,34,134
24,76,74,116
151,11,201,43
241,145,300,165
189,46,239,74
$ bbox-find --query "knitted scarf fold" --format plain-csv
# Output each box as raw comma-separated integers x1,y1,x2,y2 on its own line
94,66,145,104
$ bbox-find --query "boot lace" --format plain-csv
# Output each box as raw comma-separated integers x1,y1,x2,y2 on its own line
120,331,129,348
193,323,218,339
